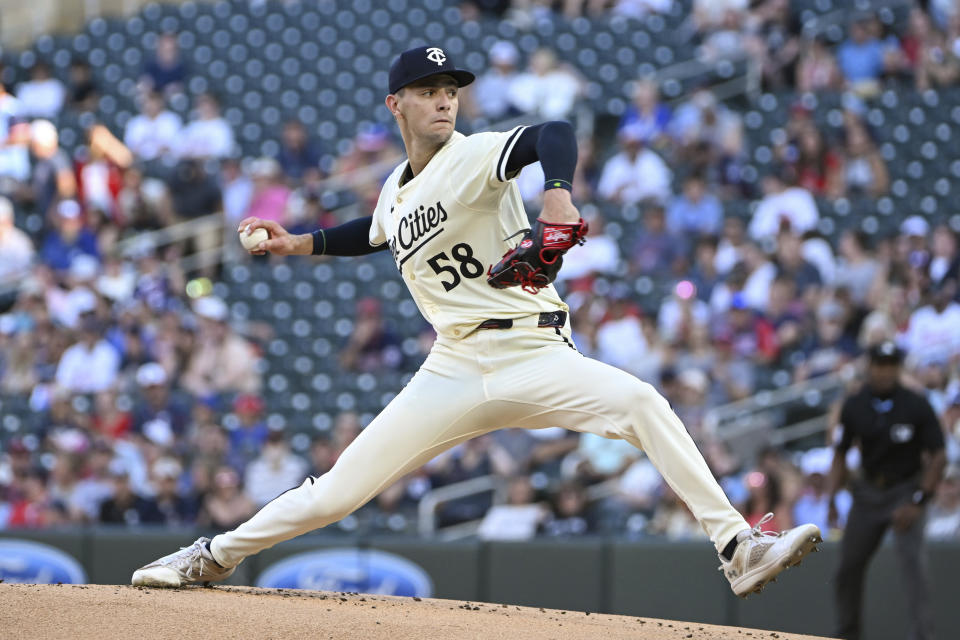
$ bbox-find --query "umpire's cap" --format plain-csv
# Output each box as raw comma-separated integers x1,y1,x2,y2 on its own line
388,45,475,95
868,340,904,364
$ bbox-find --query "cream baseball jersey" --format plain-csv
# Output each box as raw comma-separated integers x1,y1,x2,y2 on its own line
369,126,569,338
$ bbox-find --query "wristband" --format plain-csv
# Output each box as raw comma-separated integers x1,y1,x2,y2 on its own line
544,179,572,192
311,229,326,256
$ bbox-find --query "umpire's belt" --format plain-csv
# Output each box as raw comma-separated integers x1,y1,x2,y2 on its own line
863,471,916,490
478,311,567,330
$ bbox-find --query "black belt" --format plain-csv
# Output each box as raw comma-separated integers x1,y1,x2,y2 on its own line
478,311,567,330
863,471,916,490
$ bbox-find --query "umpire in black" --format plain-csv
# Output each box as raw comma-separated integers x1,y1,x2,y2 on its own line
828,340,946,640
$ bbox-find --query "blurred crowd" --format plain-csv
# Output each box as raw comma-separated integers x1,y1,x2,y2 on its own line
2,1,960,542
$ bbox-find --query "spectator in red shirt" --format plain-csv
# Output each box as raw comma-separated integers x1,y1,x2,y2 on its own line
716,293,779,365
899,8,931,69
76,124,133,227
7,470,66,528
92,389,133,440
789,127,842,198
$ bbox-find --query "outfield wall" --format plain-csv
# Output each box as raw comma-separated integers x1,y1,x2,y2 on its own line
2,529,958,640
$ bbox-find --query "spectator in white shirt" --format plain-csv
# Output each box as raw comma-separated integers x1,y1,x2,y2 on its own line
715,215,748,275
596,296,650,375
515,160,546,206
178,93,235,160
478,476,549,541
710,243,777,314
741,242,778,310
95,254,137,303
597,125,672,205
69,442,117,522
657,281,712,344
244,431,309,507
693,0,748,32
0,196,34,287
466,41,522,122
670,88,743,155
182,296,262,396
925,466,960,541
0,81,30,185
612,0,674,19
16,62,66,119
928,223,958,286
574,432,640,481
508,48,582,120
616,454,663,512
220,157,254,227
55,315,121,393
667,173,724,236
902,277,960,367
700,9,752,63
748,171,820,241
123,92,183,162
555,213,621,282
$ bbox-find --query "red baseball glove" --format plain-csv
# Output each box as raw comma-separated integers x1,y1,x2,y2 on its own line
487,218,589,294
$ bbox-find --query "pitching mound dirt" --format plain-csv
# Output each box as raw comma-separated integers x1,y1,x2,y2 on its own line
0,584,832,639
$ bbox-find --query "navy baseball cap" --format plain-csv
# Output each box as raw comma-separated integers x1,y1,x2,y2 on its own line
388,45,475,95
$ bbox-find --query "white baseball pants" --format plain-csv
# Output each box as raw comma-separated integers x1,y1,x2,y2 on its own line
211,319,748,568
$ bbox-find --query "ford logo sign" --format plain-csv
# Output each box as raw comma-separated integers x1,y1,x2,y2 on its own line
0,540,88,584
256,548,433,597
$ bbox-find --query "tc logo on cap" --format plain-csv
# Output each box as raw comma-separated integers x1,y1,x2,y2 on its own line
426,47,446,66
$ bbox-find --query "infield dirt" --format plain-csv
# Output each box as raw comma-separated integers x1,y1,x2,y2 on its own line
0,583,834,639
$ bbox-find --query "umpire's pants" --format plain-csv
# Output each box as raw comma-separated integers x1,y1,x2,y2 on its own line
210,320,749,567
835,480,933,640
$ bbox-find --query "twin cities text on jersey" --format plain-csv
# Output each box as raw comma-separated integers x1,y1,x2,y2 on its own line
390,200,448,266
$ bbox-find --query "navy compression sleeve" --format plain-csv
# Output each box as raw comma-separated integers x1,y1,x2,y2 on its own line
503,121,577,191
311,216,389,256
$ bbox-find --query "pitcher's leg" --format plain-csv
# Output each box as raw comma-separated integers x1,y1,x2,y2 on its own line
211,368,491,568
490,340,747,552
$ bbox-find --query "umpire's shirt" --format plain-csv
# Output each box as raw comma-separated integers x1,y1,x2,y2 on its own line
836,384,944,490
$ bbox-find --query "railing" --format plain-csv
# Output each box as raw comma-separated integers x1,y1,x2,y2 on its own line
417,475,505,539
703,367,856,460
703,369,850,435
416,474,619,540
114,212,220,254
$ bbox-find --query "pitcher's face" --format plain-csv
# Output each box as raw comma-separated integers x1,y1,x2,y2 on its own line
389,74,459,147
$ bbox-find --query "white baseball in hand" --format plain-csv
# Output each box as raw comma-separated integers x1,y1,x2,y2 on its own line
240,226,270,252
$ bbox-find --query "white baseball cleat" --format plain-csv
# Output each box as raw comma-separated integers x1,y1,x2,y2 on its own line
719,513,822,598
131,537,236,588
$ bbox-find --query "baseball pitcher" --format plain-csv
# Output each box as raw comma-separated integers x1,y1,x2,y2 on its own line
133,46,821,598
